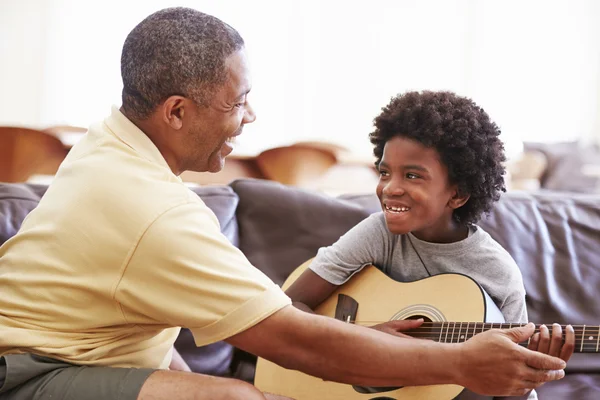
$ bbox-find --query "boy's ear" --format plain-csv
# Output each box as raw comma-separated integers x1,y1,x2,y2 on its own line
448,188,470,210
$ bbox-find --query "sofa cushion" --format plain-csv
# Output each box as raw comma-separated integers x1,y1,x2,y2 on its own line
230,178,373,286
479,190,600,372
543,145,600,194
0,183,47,246
189,185,240,247
523,141,579,187
536,373,600,400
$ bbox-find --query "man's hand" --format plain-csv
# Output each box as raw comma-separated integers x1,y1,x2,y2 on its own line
528,323,575,362
370,318,424,338
457,323,566,396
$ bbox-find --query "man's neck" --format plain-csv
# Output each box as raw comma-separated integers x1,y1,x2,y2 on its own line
120,107,183,175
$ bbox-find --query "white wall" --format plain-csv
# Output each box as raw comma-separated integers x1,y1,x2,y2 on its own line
1,0,599,157
0,0,51,127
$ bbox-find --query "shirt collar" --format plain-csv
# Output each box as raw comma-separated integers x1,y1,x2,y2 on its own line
104,105,172,171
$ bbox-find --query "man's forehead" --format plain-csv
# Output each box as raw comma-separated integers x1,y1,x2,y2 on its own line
223,50,252,98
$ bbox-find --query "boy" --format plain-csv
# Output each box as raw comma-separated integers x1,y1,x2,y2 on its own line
286,91,538,399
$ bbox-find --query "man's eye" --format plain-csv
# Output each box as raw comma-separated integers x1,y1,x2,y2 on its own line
234,103,244,108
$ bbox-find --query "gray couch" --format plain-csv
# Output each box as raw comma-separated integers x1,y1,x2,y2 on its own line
1,178,599,399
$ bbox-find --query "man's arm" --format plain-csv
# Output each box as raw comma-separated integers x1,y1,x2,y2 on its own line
226,305,566,397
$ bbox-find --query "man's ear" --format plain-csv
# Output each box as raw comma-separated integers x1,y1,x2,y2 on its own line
448,187,470,210
161,96,188,130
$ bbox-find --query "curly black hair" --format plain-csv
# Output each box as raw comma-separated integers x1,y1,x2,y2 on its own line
369,90,506,225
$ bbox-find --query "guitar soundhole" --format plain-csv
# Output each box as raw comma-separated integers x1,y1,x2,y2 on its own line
352,385,402,394
406,315,432,323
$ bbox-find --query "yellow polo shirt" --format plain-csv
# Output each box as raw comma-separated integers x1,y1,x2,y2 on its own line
0,106,291,369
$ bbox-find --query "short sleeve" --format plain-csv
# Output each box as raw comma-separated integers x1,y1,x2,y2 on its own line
500,288,529,324
115,201,291,347
310,213,390,285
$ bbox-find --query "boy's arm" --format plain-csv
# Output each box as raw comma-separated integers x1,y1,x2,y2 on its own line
287,214,389,311
285,268,338,311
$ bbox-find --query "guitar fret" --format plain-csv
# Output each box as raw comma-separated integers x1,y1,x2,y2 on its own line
451,322,457,343
597,327,599,353
444,321,451,343
439,322,444,343
465,322,470,342
581,325,586,353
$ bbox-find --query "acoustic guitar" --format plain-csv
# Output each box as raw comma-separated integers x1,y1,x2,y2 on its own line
254,259,599,400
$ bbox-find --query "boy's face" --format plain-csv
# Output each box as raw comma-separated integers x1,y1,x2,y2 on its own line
376,136,468,243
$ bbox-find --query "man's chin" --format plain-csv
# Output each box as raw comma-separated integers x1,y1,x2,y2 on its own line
206,157,225,173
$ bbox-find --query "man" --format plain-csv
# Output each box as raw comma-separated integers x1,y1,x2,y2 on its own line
0,7,573,400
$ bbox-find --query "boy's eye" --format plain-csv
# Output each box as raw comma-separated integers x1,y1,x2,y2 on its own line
379,170,389,177
406,173,419,179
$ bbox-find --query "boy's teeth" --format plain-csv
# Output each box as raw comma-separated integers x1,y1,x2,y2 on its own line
386,205,409,212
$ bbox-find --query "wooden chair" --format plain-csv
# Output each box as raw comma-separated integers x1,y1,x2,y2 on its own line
0,127,69,183
255,143,338,187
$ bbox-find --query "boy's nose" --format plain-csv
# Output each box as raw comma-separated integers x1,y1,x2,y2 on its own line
384,182,405,196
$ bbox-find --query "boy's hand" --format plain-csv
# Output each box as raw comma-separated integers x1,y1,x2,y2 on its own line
263,393,295,400
370,318,424,338
527,323,575,362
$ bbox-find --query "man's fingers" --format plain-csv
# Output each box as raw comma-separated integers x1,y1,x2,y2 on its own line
524,348,567,370
522,366,565,384
528,332,540,351
547,323,563,357
537,324,550,354
559,325,576,362
505,322,536,343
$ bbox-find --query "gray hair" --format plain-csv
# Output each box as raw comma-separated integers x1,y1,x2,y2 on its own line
121,7,244,119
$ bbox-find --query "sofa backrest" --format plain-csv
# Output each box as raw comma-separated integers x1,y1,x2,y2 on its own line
479,190,600,372
0,183,240,248
230,179,373,286
0,183,48,246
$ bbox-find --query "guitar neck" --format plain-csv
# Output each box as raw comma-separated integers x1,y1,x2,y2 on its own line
406,322,600,353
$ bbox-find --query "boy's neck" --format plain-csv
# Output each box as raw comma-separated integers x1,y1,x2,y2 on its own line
411,224,470,244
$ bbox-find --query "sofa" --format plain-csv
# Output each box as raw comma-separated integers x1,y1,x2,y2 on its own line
1,178,599,399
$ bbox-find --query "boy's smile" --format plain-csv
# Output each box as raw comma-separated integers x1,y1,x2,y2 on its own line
376,136,469,243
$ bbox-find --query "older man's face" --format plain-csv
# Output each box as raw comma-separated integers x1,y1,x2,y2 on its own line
187,49,256,173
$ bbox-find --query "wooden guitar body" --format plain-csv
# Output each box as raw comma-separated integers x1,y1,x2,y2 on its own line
255,260,505,400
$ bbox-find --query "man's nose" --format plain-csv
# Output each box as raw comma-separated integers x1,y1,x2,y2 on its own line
243,101,256,124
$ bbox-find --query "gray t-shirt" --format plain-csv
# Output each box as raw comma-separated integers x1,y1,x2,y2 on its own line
310,212,528,326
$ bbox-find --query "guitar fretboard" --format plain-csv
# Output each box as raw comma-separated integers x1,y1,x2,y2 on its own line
404,322,600,353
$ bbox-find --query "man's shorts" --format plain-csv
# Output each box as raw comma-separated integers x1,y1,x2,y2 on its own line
0,353,155,400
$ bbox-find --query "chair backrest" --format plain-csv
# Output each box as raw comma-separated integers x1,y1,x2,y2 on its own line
255,143,338,186
0,127,68,183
